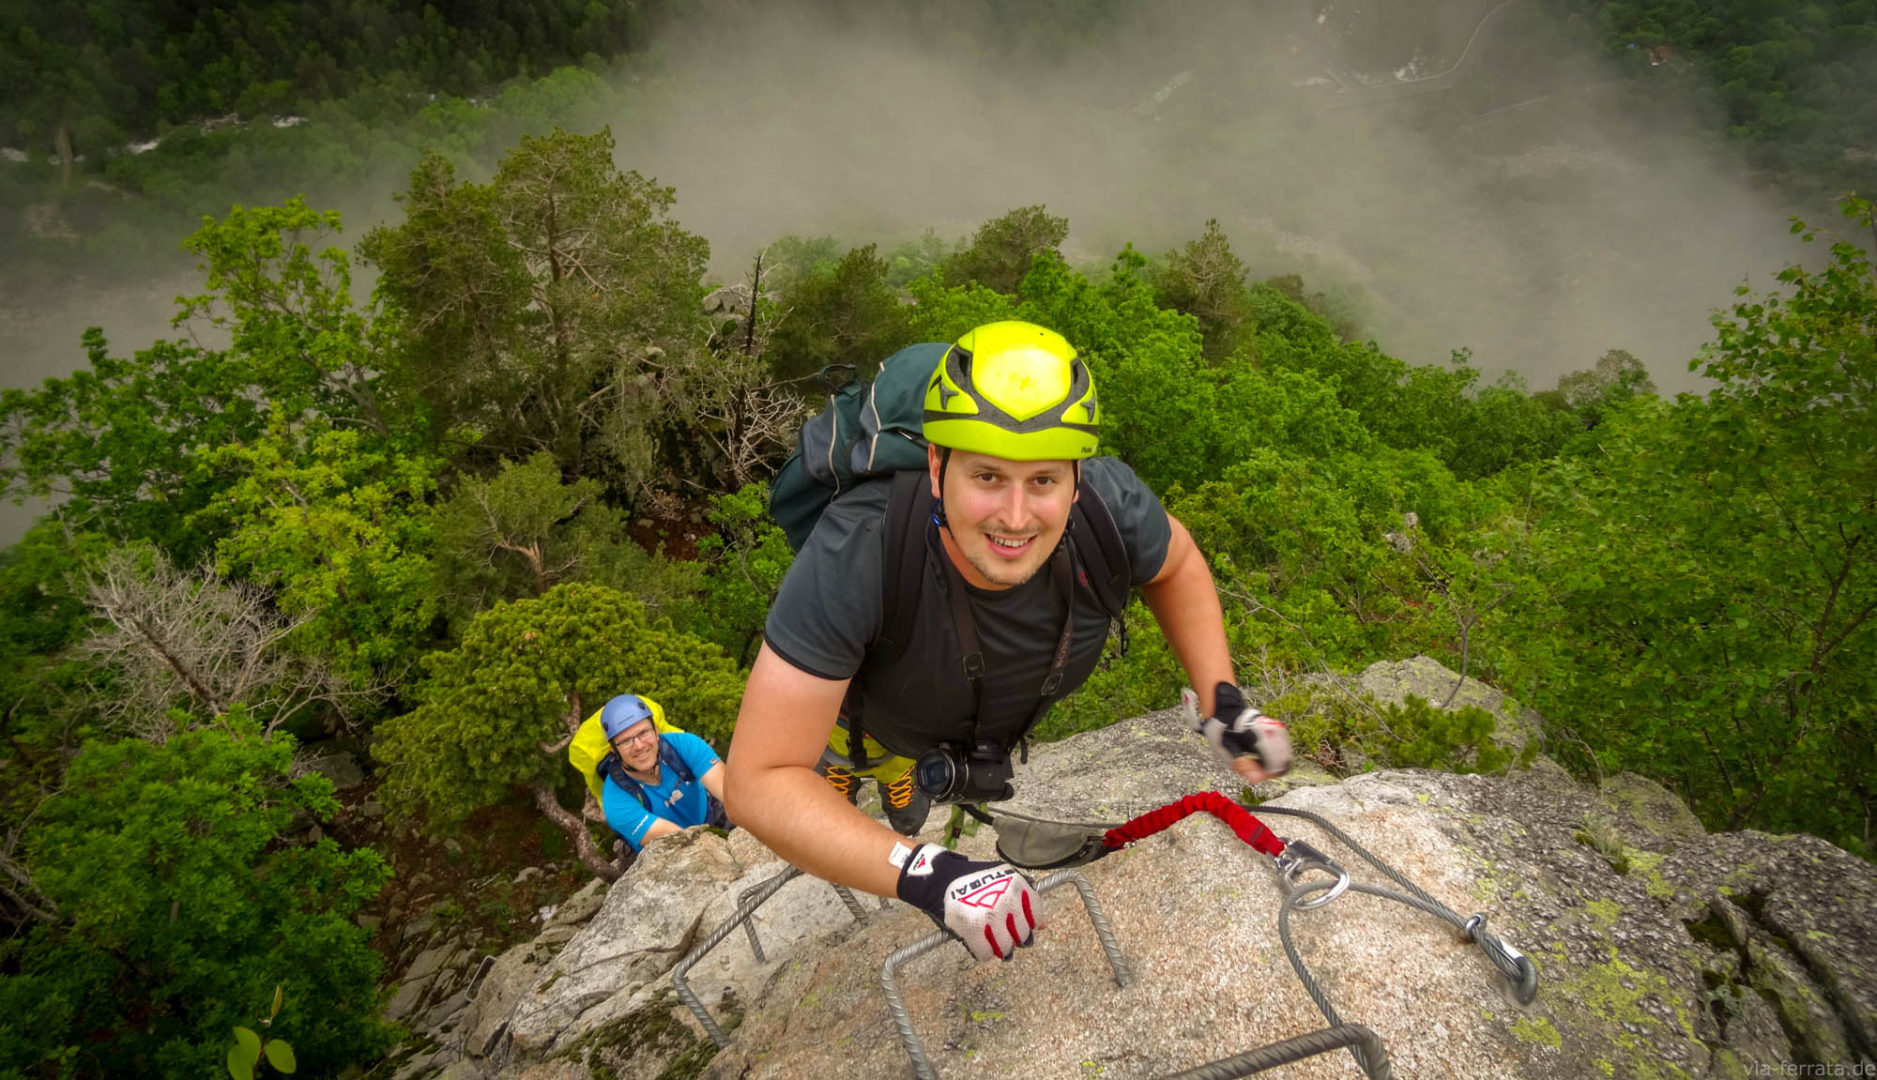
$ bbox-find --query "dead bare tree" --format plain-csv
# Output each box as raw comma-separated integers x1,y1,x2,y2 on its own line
690,353,811,490
78,546,379,741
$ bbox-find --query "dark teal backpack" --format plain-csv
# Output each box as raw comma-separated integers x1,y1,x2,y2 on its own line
768,342,945,551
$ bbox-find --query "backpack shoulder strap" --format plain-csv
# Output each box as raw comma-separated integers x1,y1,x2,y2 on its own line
874,470,933,667
1070,481,1132,619
659,737,697,786
599,752,653,812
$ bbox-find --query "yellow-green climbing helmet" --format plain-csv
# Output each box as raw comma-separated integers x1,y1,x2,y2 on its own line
922,321,1100,461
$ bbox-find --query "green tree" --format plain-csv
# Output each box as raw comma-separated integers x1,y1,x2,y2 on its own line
1152,219,1253,364
0,329,261,556
175,198,393,434
1507,198,1877,852
372,583,741,878
940,205,1070,295
0,200,386,556
688,483,795,666
362,128,711,489
1550,348,1658,431
1446,371,1583,481
197,420,440,696
766,243,915,383
0,719,391,1079
430,452,701,626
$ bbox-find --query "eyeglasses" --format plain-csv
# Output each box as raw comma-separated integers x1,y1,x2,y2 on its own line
614,727,658,750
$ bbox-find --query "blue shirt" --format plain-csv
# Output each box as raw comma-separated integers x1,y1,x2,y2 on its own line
599,732,722,852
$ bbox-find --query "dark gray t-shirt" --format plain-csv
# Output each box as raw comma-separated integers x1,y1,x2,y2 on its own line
763,456,1172,758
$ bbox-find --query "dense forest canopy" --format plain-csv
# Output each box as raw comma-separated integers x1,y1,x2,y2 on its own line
0,0,646,149
1586,0,1877,195
1,2,1874,1076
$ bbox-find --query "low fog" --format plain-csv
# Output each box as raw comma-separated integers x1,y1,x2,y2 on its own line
1,0,1827,542
616,0,1801,389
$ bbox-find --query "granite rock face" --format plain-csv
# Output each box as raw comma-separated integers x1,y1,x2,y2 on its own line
386,691,1875,1080
695,719,1874,1080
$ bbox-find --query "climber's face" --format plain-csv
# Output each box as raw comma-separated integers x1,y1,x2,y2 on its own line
932,447,1076,590
611,720,661,774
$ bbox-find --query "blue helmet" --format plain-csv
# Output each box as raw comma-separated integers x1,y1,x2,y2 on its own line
600,694,656,740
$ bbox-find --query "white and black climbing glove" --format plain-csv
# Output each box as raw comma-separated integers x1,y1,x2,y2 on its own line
1195,682,1292,776
893,842,1039,961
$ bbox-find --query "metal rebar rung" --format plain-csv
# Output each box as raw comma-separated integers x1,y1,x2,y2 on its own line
1158,1024,1390,1080
881,869,1132,1080
737,881,771,964
675,867,883,1048
834,883,871,921
673,866,802,1048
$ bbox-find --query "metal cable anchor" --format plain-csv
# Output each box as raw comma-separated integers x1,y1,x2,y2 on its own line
1464,914,1539,1005
1275,837,1350,910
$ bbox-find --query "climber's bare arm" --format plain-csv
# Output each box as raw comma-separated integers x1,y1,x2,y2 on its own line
1140,513,1272,785
639,817,683,844
699,761,725,802
725,644,906,897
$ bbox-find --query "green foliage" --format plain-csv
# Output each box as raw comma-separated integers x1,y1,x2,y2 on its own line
176,198,393,432
1552,349,1658,431
373,583,742,826
1585,0,1877,197
689,484,795,667
0,328,260,555
882,229,955,288
200,421,439,690
1,721,390,1078
766,243,915,383
1247,282,1586,481
1262,686,1521,775
430,452,701,627
362,128,710,487
226,986,297,1079
1503,198,1877,853
1446,371,1585,482
0,520,107,750
1376,695,1519,773
1151,219,1253,364
1168,447,1463,668
758,235,844,294
0,199,385,555
940,205,1070,295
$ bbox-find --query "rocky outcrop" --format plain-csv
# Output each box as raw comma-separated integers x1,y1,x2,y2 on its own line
1354,654,1545,753
698,749,1874,1079
383,678,1874,1079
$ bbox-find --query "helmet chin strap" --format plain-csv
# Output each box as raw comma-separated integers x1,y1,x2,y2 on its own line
933,448,952,529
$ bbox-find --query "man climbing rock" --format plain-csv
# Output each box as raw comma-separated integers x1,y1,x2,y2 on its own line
594,694,729,853
725,321,1291,961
